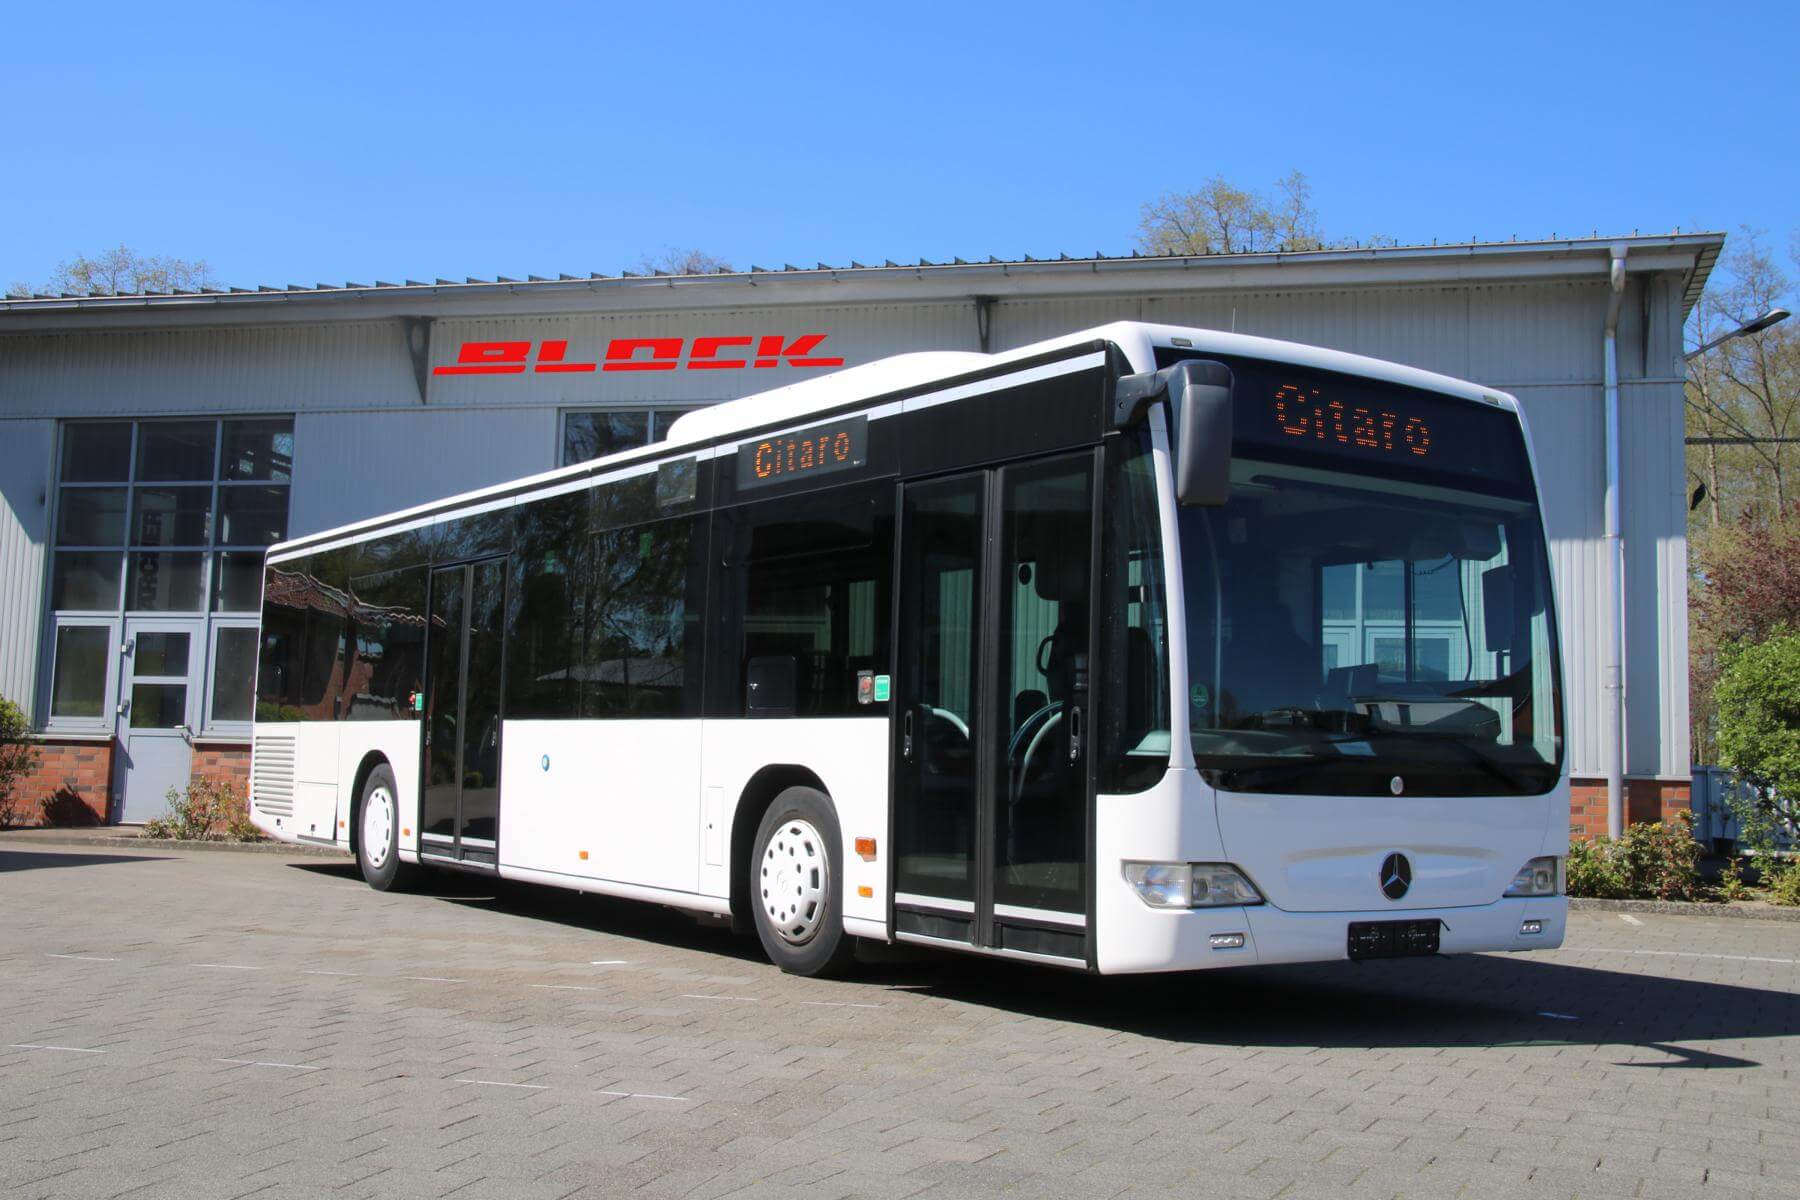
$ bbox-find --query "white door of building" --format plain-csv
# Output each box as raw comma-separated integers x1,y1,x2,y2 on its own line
114,620,199,823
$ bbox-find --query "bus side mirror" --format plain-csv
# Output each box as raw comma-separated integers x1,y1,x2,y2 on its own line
1171,360,1234,507
1114,360,1234,506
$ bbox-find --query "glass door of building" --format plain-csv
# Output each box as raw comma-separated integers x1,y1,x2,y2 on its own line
113,620,198,824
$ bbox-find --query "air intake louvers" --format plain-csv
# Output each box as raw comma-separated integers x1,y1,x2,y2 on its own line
251,734,295,818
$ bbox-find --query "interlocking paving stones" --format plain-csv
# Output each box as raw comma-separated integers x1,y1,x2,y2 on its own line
2,844,1798,1198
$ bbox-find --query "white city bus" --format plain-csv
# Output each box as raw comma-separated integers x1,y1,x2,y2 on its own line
250,322,1568,975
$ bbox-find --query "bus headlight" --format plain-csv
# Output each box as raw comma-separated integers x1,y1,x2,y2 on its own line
1504,856,1561,898
1123,862,1263,908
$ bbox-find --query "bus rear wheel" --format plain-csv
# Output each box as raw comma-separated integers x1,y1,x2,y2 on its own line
356,764,417,893
750,787,856,977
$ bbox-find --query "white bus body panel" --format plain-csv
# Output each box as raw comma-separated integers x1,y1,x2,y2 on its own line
1094,767,1569,973
698,719,890,928
1213,788,1558,912
291,721,341,842
335,721,422,857
500,719,703,892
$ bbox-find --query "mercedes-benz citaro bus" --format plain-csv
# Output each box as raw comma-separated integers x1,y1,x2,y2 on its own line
250,322,1567,976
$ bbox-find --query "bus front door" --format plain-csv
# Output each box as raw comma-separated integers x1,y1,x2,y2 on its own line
421,557,507,867
893,451,1097,964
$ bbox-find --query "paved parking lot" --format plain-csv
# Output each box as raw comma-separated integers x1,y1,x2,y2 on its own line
2,843,1797,1199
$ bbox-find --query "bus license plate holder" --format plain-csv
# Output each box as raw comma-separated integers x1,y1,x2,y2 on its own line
1347,919,1440,960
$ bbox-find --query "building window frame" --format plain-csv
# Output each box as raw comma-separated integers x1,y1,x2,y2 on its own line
40,416,293,738
559,405,707,468
202,618,262,737
42,616,122,734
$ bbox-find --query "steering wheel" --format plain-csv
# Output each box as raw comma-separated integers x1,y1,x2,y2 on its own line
918,705,970,773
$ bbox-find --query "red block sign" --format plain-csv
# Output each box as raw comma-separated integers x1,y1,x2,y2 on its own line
433,334,844,376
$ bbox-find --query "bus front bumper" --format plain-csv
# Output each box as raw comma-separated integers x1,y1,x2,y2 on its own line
1096,895,1566,973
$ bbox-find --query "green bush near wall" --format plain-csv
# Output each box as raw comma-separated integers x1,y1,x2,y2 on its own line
0,696,39,829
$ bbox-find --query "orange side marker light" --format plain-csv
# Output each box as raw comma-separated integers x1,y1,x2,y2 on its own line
857,885,873,898
579,850,589,861
854,837,877,861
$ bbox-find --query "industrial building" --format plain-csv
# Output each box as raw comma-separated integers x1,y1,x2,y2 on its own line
0,234,1721,833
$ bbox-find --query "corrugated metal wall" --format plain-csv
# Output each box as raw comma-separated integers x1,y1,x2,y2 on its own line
0,276,1692,778
289,408,559,537
0,323,417,418
0,420,53,717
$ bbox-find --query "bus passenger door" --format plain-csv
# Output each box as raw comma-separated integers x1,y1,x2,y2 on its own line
894,451,1097,964
421,557,507,867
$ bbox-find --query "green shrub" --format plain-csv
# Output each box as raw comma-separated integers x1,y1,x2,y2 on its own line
1716,631,1800,851
1565,811,1707,901
0,695,38,829
1767,863,1800,907
142,778,260,842
1566,834,1628,899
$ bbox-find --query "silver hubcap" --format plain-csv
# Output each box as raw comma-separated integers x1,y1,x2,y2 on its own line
362,786,394,870
760,818,828,945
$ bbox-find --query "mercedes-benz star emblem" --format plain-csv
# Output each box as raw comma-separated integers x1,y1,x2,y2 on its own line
1380,852,1412,901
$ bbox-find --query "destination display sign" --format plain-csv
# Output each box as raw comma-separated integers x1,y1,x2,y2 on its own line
736,415,869,492
1157,350,1534,497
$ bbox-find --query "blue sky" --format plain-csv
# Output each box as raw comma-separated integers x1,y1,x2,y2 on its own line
4,0,1796,291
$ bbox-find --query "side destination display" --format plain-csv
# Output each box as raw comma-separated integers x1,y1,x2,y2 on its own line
737,414,869,491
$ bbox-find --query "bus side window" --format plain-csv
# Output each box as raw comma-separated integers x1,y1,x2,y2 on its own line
583,516,704,718
347,565,427,720
716,482,893,719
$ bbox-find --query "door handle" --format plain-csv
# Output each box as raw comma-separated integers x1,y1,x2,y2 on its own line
901,709,914,761
1067,704,1083,764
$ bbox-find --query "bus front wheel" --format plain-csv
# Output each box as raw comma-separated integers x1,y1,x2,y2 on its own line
356,764,417,893
750,787,856,977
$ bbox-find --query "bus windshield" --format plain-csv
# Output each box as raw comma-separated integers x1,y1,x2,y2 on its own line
1172,373,1563,797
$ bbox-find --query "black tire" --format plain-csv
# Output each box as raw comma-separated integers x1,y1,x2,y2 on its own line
750,786,857,977
355,764,417,892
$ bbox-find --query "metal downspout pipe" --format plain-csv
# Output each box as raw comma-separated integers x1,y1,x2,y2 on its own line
1603,245,1628,839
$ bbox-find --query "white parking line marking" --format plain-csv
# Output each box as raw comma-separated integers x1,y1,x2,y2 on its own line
801,1000,884,1009
194,963,262,971
1537,1012,1581,1021
303,970,360,977
590,960,629,965
217,1058,321,1071
46,953,119,962
531,984,599,992
402,976,466,983
1618,914,1644,926
453,1078,550,1090
680,994,759,1002
10,1043,106,1054
1578,947,1797,966
595,1089,689,1101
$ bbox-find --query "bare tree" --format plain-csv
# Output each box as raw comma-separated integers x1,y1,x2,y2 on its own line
1137,171,1327,256
1684,231,1800,527
8,244,218,298
631,247,734,276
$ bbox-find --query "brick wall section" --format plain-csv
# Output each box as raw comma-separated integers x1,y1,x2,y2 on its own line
1570,776,1692,839
13,739,114,825
191,744,250,794
7,739,251,826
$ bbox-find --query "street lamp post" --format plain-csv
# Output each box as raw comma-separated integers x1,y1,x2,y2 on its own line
1685,307,1790,362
